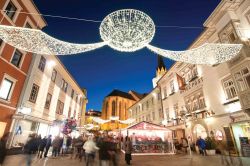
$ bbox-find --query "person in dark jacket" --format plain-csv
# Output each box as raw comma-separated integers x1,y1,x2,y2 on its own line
0,133,8,166
37,136,47,158
98,136,110,166
66,136,72,154
52,136,61,157
24,134,37,166
196,136,206,156
44,135,52,158
124,136,132,165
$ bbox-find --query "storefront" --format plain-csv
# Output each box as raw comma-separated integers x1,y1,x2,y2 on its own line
231,121,250,157
10,113,51,147
121,121,174,155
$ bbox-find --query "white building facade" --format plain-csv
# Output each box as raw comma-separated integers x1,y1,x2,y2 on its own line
158,0,250,157
9,54,87,147
129,88,163,125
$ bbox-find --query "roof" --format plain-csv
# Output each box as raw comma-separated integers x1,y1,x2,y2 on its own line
157,55,166,70
106,89,135,100
127,121,172,131
129,90,148,100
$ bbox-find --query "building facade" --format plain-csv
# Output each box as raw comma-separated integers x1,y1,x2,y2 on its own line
8,54,87,147
101,89,144,130
0,0,46,138
157,0,250,156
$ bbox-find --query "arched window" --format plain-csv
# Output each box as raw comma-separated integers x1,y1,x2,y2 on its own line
106,102,109,111
112,101,116,116
119,101,122,118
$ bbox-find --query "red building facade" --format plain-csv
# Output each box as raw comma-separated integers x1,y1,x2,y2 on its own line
0,0,46,137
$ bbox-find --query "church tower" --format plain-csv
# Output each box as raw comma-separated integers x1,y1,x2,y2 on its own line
152,55,167,88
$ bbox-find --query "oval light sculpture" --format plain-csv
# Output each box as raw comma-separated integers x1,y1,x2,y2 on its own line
100,9,155,52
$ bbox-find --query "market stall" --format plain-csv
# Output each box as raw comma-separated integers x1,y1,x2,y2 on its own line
121,121,174,155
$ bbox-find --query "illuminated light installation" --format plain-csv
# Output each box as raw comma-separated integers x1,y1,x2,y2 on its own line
92,117,110,124
147,43,243,65
0,24,106,55
118,118,135,124
100,9,155,52
0,9,243,65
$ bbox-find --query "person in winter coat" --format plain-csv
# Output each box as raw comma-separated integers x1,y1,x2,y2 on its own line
124,136,132,165
0,133,8,166
52,136,61,157
24,134,37,166
97,136,110,166
196,136,206,156
37,136,47,158
44,135,52,158
83,136,99,166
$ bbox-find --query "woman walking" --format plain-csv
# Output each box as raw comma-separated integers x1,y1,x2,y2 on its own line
124,136,132,165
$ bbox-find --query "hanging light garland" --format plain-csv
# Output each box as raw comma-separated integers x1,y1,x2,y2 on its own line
147,43,243,65
118,118,135,124
0,9,243,65
0,24,106,55
92,117,110,124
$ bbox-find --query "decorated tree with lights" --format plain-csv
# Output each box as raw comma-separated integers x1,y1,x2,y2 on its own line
61,118,77,135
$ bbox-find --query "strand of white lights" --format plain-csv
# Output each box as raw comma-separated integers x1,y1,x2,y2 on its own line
0,25,107,55
118,118,135,124
147,43,243,65
109,116,119,121
92,117,110,124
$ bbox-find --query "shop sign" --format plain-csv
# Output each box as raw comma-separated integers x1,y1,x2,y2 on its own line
17,107,31,114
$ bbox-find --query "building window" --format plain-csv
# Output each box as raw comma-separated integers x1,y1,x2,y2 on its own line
11,50,23,67
112,101,116,116
163,87,167,98
68,107,71,118
0,78,13,100
223,79,237,99
235,67,250,92
51,69,57,82
119,101,122,117
157,93,161,100
56,100,64,115
159,108,163,118
73,110,76,119
152,112,155,120
44,93,52,109
170,80,175,93
198,97,206,109
61,79,68,92
146,101,149,109
4,1,17,20
29,84,39,103
38,56,46,72
165,108,169,120
71,89,74,98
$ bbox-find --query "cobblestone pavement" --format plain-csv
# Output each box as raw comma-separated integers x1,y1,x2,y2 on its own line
2,153,250,166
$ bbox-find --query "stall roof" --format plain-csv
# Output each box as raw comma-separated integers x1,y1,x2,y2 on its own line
127,121,172,131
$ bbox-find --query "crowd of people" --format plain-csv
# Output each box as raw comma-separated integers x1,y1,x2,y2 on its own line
0,132,133,166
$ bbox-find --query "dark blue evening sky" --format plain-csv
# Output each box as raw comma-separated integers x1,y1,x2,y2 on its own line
34,0,220,112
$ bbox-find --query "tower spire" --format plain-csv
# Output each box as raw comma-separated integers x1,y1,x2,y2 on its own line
156,55,166,77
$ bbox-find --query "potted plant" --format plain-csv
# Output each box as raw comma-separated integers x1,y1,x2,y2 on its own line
205,136,216,155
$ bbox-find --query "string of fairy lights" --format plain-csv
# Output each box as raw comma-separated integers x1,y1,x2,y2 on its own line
0,9,244,65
